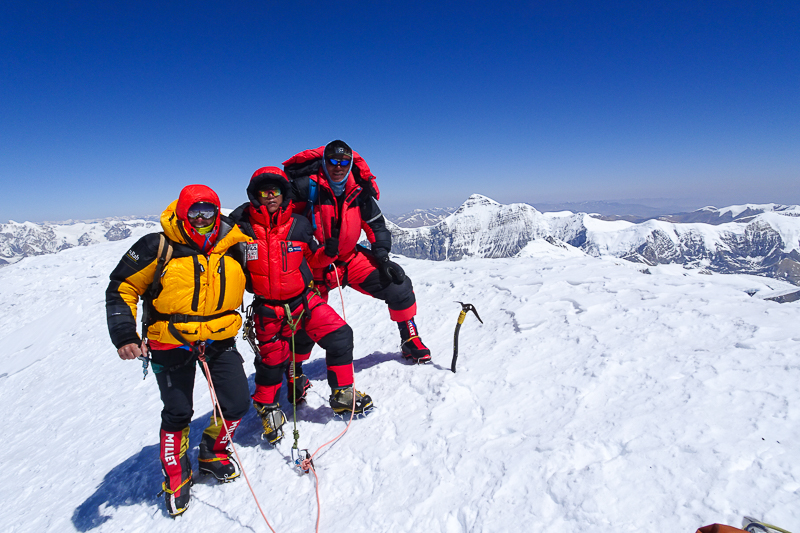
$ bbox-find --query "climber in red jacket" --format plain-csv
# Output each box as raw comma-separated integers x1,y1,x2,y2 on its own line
231,167,374,443
283,140,431,385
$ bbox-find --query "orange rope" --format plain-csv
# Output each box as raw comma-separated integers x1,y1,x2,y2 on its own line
294,263,357,533
299,375,358,532
199,354,277,533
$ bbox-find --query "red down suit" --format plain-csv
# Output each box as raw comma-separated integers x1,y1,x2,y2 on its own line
283,148,417,321
231,167,354,404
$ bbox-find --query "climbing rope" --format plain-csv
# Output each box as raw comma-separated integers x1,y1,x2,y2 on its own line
283,277,358,533
196,341,277,533
283,303,307,462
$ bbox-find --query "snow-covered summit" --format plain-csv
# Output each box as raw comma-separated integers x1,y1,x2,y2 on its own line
2,226,800,531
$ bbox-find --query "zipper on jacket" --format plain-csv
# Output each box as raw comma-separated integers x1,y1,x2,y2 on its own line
192,256,203,312
216,256,226,311
281,241,288,272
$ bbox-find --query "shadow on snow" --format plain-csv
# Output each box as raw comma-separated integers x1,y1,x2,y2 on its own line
71,351,404,529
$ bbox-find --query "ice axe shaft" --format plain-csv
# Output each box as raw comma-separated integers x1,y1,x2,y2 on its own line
451,302,482,373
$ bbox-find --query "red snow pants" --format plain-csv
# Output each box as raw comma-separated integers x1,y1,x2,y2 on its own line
251,292,354,404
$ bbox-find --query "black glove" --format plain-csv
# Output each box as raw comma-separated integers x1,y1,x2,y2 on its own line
324,236,339,258
372,248,406,285
324,217,340,258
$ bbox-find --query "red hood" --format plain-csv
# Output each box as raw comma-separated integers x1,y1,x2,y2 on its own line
175,184,221,252
176,184,221,220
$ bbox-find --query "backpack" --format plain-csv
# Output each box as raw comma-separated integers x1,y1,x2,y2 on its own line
283,149,381,202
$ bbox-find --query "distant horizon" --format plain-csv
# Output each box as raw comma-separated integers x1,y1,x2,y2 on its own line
5,195,797,225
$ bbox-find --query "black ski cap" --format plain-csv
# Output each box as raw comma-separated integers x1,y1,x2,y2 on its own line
324,140,352,159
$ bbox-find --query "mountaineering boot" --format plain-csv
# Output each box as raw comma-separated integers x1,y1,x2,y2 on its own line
398,319,432,363
159,428,192,517
286,362,311,405
253,401,286,445
329,385,374,415
198,418,241,482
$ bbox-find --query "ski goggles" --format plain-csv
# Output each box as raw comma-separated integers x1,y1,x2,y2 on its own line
186,203,218,220
327,158,351,167
257,186,282,198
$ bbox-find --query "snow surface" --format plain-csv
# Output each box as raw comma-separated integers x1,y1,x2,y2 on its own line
2,233,800,532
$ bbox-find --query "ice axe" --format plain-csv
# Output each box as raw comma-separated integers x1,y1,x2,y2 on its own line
451,302,482,373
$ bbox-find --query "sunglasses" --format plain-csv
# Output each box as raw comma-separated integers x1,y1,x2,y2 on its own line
327,158,351,167
257,187,282,198
187,203,217,220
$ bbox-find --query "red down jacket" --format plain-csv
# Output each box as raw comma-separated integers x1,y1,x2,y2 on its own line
230,167,334,302
283,147,391,264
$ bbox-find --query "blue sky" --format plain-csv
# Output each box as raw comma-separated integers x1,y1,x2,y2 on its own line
1,1,798,222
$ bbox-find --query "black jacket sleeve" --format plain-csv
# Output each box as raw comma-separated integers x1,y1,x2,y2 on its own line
288,175,310,204
360,194,392,253
288,213,320,251
105,233,161,349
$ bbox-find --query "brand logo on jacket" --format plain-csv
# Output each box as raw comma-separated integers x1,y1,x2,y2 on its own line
126,250,139,262
246,243,258,261
287,246,302,253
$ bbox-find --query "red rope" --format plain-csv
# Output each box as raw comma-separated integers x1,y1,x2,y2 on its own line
332,266,347,321
298,375,357,532
199,352,277,533
293,263,357,532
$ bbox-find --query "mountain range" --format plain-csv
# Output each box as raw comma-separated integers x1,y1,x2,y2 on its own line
388,195,800,286
384,207,457,228
5,198,800,288
0,217,159,266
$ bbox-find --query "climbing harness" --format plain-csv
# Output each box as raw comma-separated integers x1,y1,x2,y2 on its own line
451,302,483,373
242,302,259,356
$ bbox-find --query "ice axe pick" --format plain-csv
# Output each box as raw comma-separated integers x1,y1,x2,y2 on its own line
451,302,482,373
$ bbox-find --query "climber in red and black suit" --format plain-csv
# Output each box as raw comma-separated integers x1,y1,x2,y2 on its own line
283,140,431,381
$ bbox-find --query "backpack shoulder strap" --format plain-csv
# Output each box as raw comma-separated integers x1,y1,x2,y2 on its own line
304,179,318,230
141,234,174,337
151,233,173,294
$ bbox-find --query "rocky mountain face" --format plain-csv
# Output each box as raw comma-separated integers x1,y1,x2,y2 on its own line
0,217,158,266
389,195,800,285
9,200,800,287
385,207,456,228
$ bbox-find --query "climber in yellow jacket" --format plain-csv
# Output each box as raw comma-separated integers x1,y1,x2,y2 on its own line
105,184,251,517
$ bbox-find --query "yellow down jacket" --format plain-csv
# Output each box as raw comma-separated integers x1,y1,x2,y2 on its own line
106,200,251,348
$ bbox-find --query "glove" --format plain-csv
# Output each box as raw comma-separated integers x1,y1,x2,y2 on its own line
324,218,340,258
324,236,339,258
372,248,406,285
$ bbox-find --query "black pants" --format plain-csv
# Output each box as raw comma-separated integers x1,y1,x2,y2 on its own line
153,339,251,432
